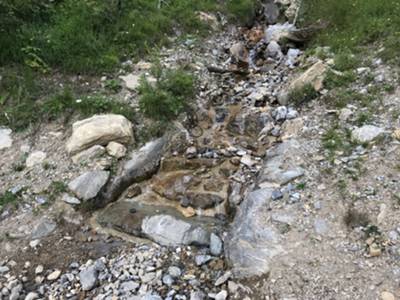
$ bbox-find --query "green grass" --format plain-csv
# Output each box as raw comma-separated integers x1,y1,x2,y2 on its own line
139,67,195,121
288,83,318,106
0,191,22,212
0,0,256,74
0,82,135,131
300,0,400,66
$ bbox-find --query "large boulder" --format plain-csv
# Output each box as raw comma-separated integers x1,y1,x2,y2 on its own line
66,114,133,155
68,171,110,201
141,214,210,247
225,188,285,278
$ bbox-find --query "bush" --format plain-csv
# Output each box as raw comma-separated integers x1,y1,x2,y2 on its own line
226,0,257,25
139,68,195,121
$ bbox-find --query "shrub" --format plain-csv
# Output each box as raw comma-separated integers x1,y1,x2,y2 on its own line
139,68,195,121
226,0,257,25
287,83,318,105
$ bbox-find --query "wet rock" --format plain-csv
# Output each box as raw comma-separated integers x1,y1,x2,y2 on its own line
66,114,133,154
210,233,223,256
106,141,127,158
68,171,110,201
98,137,166,206
141,214,210,247
26,151,47,168
0,128,12,150
226,188,284,278
31,218,57,239
352,125,384,143
71,145,105,164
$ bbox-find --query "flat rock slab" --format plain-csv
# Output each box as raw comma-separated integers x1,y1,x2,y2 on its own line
352,125,384,143
97,199,220,247
0,128,12,150
66,114,133,154
68,171,110,201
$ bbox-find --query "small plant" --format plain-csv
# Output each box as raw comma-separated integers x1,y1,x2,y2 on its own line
0,191,21,211
288,84,318,106
296,182,306,190
354,111,372,127
46,181,67,203
105,79,122,93
139,68,195,121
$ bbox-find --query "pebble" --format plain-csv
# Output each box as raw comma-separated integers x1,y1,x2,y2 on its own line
381,291,395,300
47,270,61,281
195,255,213,266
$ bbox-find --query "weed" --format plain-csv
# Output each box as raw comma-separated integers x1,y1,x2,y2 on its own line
296,182,306,190
46,181,67,203
354,111,372,127
105,79,122,93
288,83,318,106
226,0,257,25
139,68,195,121
0,191,21,211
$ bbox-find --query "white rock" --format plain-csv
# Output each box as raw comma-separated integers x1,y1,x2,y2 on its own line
106,141,127,158
66,114,133,154
47,270,61,281
61,193,81,205
351,125,384,143
26,151,47,168
0,128,12,150
119,74,141,90
25,292,39,300
35,265,44,274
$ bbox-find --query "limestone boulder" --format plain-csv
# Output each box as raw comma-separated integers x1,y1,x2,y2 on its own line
66,114,133,155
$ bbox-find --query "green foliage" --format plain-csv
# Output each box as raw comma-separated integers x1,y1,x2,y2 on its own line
288,83,318,105
139,68,195,121
0,0,252,74
226,0,257,25
300,0,400,65
0,191,22,212
0,77,135,131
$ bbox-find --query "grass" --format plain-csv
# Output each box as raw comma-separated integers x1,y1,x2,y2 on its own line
0,82,135,131
300,0,400,66
139,67,195,121
288,83,318,106
0,0,257,74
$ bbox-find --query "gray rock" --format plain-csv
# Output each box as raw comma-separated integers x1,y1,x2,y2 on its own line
215,271,231,286
190,291,206,300
68,171,110,201
9,284,22,300
25,292,39,300
273,106,287,121
263,0,280,24
71,145,105,164
120,281,139,292
141,214,210,247
31,218,57,239
0,128,12,150
225,188,284,278
214,290,228,300
168,266,182,278
314,218,329,235
210,233,223,256
61,193,81,205
26,151,47,168
195,255,213,266
79,265,98,291
162,274,174,286
0,266,9,273
351,125,384,143
286,48,301,68
286,108,298,119
266,41,282,59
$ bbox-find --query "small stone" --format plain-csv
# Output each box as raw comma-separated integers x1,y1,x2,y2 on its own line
26,151,47,168
273,106,287,121
271,190,283,200
214,290,228,300
186,146,197,158
162,274,174,286
352,125,384,143
61,193,81,205
215,271,231,286
369,243,382,257
79,265,98,291
0,128,13,150
120,281,139,292
106,141,127,159
195,255,213,266
380,291,395,300
30,240,40,248
47,270,61,281
0,266,9,274
68,171,110,201
168,266,182,278
190,291,206,300
141,272,156,283
25,292,39,300
35,265,44,274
